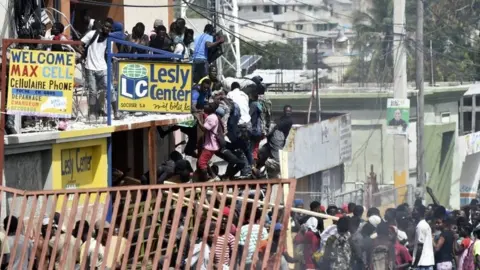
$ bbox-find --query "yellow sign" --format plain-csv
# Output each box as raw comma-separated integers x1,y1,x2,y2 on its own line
52,139,108,208
6,49,75,118
117,61,192,113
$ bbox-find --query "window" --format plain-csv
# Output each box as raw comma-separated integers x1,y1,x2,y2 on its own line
272,5,280,14
284,6,287,12
315,24,328,31
275,23,283,31
239,7,242,11
308,5,313,10
252,6,257,11
296,24,304,30
264,5,270,12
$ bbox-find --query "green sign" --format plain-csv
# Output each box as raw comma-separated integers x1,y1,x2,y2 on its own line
386,98,410,135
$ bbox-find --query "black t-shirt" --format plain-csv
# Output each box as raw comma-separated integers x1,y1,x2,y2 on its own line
435,230,454,263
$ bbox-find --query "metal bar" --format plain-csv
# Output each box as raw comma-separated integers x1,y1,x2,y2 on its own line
112,53,178,59
184,186,207,269
141,190,164,267
217,185,239,268
207,185,228,268
58,191,81,268
149,122,157,185
229,185,250,267
110,190,132,270
0,39,9,187
108,37,182,58
196,186,218,270
23,178,294,195
251,184,273,266
175,188,197,267
27,194,49,270
163,188,185,269
263,184,284,267
78,192,102,270
47,192,70,270
239,184,261,269
107,39,112,126
131,189,152,267
37,194,59,269
91,192,112,269
9,194,28,266
120,189,143,270
100,190,122,270
274,181,297,269
71,192,91,269
151,188,174,269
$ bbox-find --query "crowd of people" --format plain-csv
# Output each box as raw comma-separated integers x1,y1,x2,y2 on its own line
280,199,480,270
2,14,292,182
0,214,127,270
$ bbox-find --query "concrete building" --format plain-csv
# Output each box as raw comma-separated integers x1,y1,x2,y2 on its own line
0,0,174,40
267,83,470,208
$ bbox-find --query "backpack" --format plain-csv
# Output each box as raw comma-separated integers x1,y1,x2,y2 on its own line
371,244,393,270
82,30,100,60
258,97,272,135
324,234,351,270
463,240,475,270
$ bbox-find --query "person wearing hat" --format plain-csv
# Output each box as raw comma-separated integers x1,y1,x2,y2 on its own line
150,19,163,40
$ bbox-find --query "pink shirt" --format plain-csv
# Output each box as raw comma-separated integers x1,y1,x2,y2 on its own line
204,114,220,151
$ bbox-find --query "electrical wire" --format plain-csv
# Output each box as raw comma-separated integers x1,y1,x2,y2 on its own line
77,0,177,8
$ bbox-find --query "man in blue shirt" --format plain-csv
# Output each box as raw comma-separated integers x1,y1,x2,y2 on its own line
192,24,224,83
191,78,212,111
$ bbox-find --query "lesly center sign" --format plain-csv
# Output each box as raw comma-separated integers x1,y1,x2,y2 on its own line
118,62,192,113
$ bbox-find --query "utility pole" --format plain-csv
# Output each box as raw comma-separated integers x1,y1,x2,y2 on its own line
212,0,223,75
315,43,321,122
393,0,409,190
232,0,241,77
416,0,426,195
430,40,434,86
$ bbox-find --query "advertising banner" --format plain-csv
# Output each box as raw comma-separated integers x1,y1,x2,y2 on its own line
386,98,410,135
6,49,75,117
52,139,107,209
118,61,192,113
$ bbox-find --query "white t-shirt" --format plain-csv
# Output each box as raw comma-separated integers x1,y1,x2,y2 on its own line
174,43,190,60
414,219,435,266
227,88,251,125
81,30,107,71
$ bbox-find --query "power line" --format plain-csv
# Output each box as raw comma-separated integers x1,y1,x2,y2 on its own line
77,0,177,8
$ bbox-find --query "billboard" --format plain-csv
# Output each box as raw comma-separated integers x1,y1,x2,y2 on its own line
6,49,75,118
118,61,192,113
386,98,410,135
52,138,108,209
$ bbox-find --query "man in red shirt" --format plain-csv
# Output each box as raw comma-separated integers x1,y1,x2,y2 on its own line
393,226,413,270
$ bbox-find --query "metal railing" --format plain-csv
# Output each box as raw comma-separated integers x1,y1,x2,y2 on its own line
371,185,414,211
294,188,364,207
0,178,296,269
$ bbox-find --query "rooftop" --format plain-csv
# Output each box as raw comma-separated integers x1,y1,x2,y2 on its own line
6,113,193,144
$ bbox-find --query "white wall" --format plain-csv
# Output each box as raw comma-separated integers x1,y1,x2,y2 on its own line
458,132,480,206
0,0,14,40
123,0,170,36
280,114,351,179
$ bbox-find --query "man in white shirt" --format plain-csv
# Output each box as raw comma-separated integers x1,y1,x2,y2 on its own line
227,82,250,125
412,205,435,270
80,18,121,120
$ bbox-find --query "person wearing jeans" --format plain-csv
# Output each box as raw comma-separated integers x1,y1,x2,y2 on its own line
191,24,223,83
80,18,121,120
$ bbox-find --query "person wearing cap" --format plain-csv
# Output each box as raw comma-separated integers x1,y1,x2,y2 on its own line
150,19,163,39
